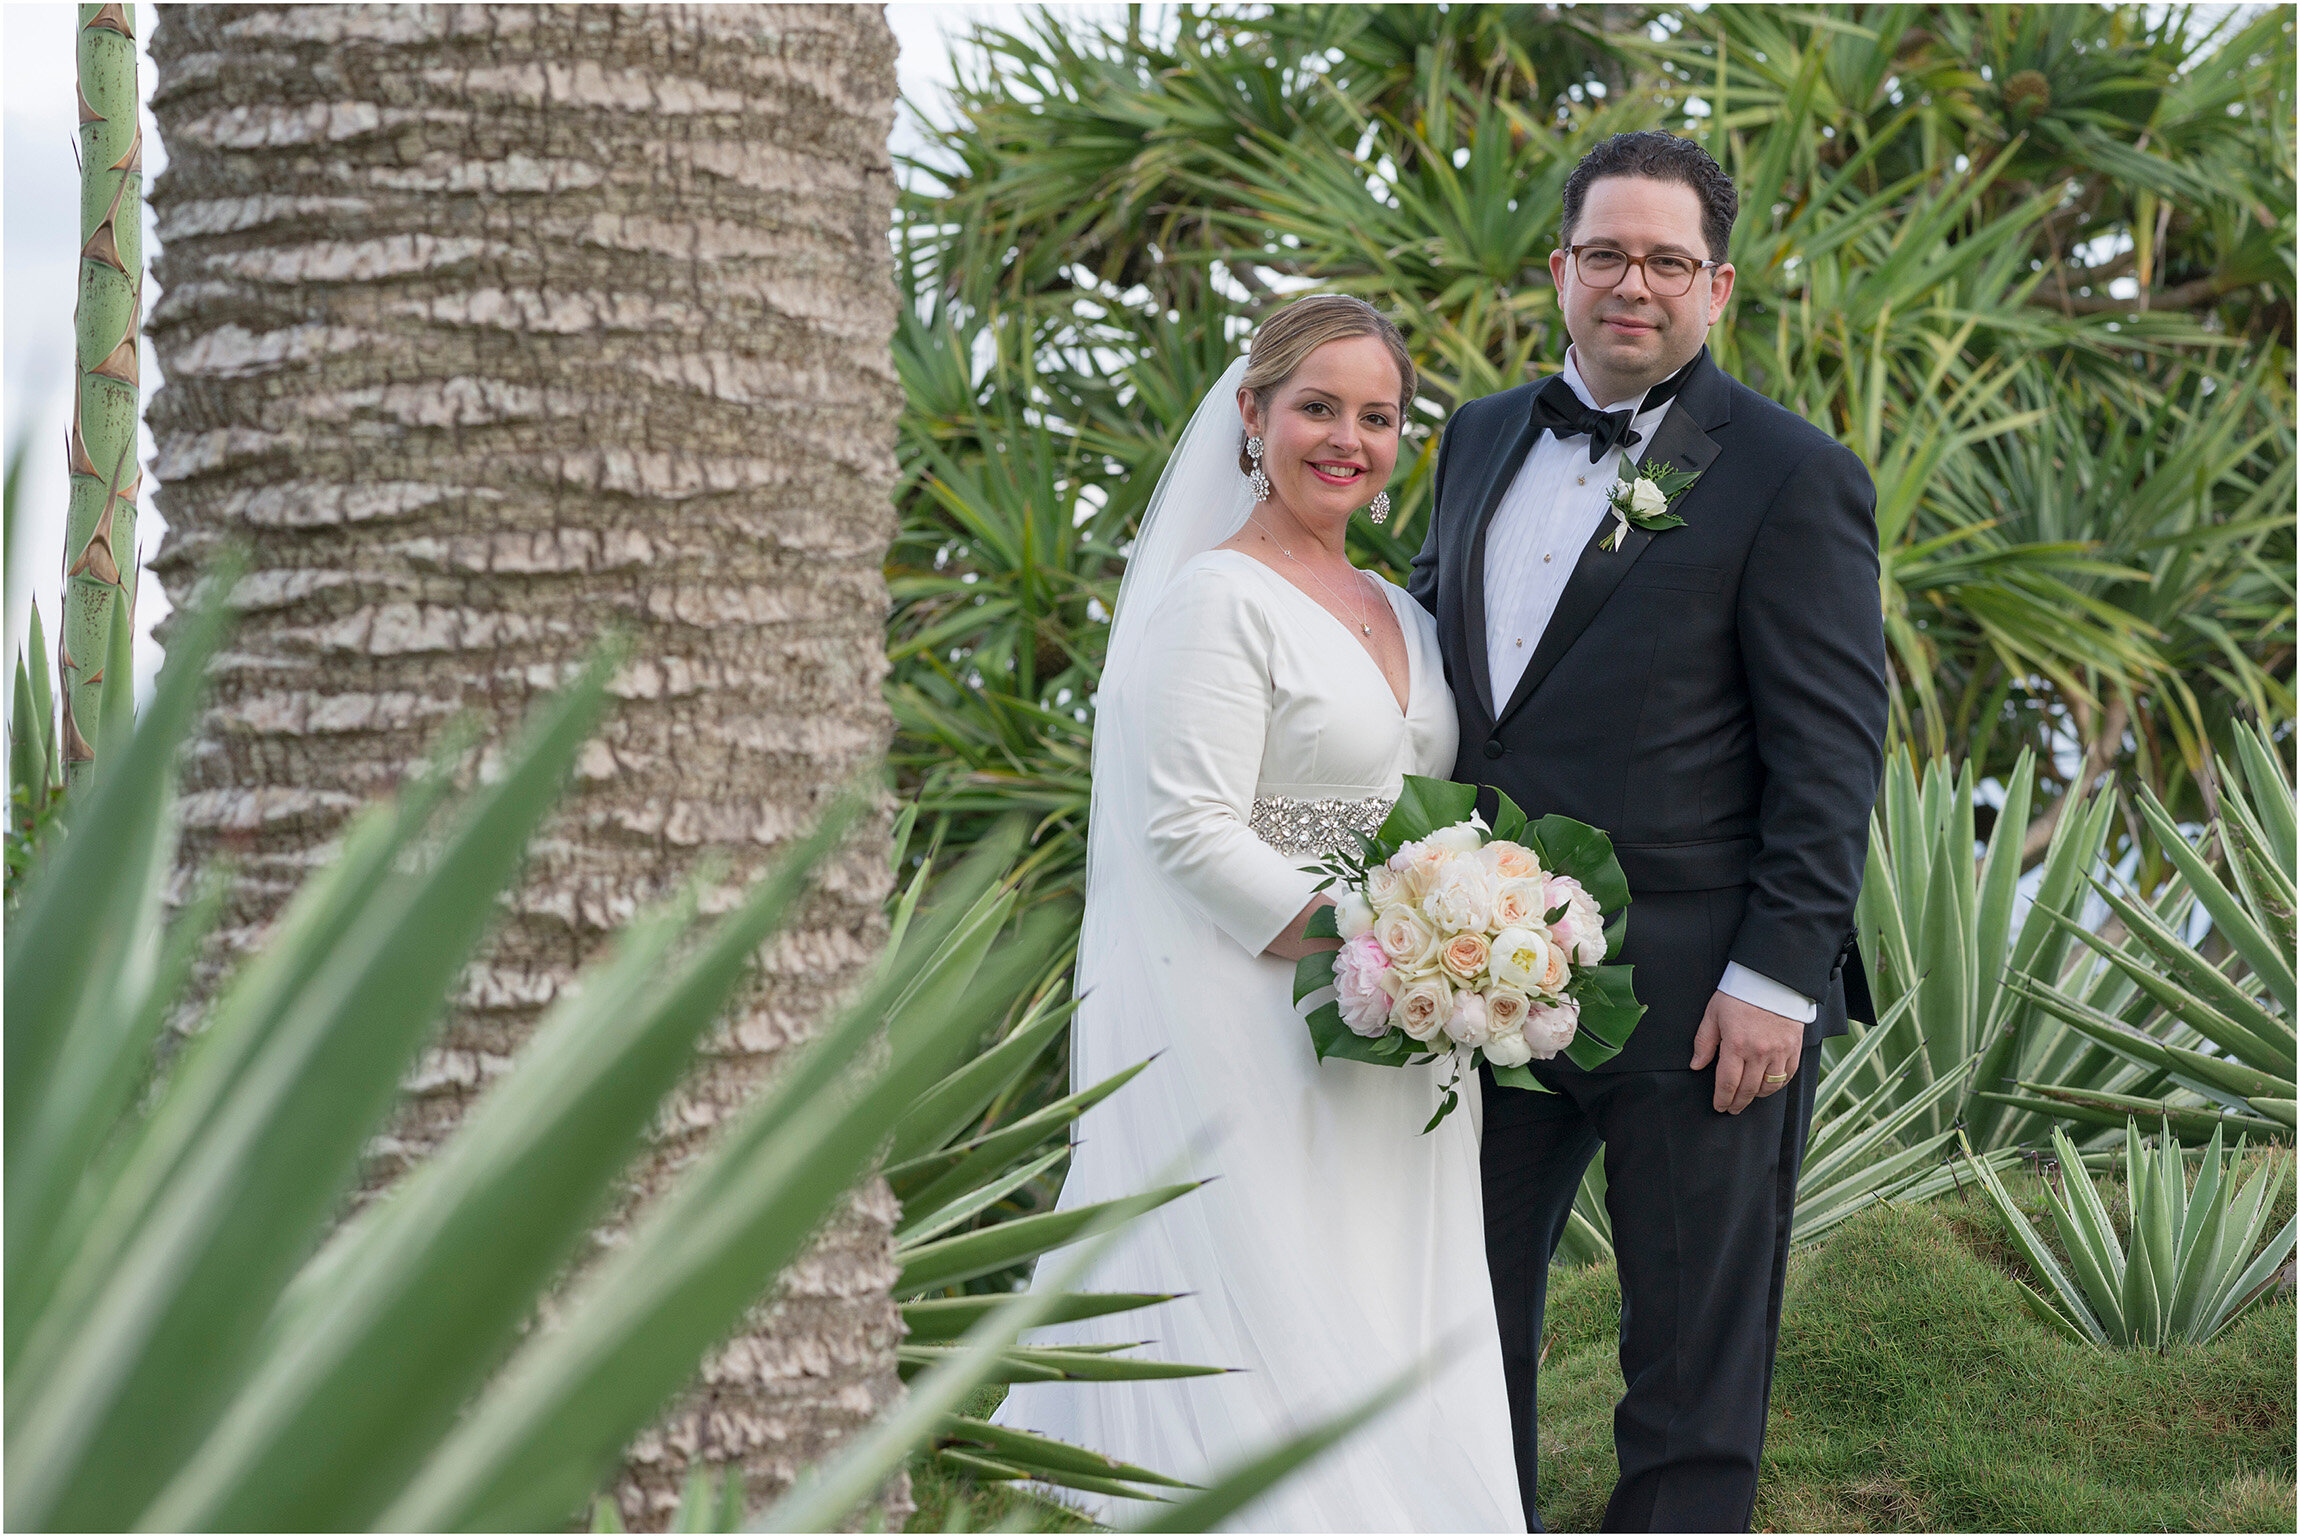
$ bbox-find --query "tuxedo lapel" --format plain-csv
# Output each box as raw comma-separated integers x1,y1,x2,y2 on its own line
1493,359,1729,730
1459,409,1542,721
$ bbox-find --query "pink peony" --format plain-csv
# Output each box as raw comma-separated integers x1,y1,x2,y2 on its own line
1543,875,1607,966
1331,933,1396,1037
1448,989,1492,1048
1524,997,1581,1059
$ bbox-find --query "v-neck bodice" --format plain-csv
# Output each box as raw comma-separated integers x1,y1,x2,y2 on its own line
1107,551,1460,956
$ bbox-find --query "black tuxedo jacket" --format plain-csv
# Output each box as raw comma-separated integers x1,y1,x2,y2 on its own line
1409,348,1888,1073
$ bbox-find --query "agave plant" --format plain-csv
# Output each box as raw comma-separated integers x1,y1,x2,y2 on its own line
1846,748,2129,1149
1963,1118,2296,1350
1996,722,2295,1138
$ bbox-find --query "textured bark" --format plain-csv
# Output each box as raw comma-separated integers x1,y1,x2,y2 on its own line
144,6,907,1527
62,1,146,786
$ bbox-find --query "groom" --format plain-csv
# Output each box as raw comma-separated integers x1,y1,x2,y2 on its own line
1409,132,1888,1532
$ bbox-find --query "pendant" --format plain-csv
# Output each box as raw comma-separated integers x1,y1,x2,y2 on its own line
1361,624,1371,635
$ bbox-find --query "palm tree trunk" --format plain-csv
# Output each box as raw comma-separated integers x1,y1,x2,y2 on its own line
61,1,145,786
145,6,907,1527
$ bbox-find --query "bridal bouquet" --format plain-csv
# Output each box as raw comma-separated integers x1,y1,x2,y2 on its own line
1294,775,1646,1130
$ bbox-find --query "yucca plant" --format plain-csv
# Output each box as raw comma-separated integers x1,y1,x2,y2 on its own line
1998,721,2296,1138
1963,1118,2296,1350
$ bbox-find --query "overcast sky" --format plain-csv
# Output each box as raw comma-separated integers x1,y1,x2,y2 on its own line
1,1,1094,707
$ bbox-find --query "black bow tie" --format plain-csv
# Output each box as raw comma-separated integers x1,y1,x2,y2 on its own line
1530,377,1641,463
1527,351,1702,462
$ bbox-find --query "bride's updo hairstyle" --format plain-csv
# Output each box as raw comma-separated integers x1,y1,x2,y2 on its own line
1236,295,1417,475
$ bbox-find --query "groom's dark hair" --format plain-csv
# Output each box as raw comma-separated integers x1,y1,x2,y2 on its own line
1560,131,1738,263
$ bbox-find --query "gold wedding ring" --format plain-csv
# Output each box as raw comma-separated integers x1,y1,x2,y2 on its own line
1763,1071,1792,1082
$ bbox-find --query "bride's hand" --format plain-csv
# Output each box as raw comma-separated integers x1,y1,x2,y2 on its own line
1263,894,1344,961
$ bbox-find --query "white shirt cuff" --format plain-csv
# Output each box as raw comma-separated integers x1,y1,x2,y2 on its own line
1718,962,1817,1024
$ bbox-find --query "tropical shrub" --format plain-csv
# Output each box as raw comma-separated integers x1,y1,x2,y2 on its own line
890,3,2296,903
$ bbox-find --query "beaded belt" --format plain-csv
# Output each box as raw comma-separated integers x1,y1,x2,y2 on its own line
1248,794,1394,856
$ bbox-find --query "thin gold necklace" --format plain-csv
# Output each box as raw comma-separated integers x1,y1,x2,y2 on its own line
1250,515,1377,637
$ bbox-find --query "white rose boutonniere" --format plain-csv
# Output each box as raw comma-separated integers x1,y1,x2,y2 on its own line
1604,456,1702,552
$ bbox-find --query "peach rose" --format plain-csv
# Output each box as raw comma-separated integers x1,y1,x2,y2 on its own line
1439,930,1491,985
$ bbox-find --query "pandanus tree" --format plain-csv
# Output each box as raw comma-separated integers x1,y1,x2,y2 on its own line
146,5,906,1525
60,1,145,788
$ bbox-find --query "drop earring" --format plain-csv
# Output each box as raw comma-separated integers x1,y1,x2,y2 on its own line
1245,436,1272,503
1368,491,1390,524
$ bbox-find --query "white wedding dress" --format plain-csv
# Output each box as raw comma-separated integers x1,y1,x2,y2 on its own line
991,363,1523,1533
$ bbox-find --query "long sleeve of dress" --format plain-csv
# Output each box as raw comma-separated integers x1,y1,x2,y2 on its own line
1134,566,1324,956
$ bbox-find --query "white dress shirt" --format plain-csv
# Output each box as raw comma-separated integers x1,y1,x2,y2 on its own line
1482,347,1816,1025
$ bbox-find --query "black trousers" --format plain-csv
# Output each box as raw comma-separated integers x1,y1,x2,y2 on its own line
1480,1052,1820,1533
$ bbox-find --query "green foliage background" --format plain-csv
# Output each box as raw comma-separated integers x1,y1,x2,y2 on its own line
886,2,2296,906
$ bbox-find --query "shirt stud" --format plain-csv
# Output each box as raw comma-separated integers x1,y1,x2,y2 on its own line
1544,552,1553,562
1576,475,1586,485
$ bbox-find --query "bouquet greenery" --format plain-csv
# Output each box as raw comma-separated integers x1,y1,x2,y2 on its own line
1293,775,1646,1129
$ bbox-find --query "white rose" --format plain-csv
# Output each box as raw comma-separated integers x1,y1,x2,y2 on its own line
1374,905,1439,971
1334,892,1375,941
1446,989,1493,1048
1485,987,1532,1038
1488,925,1555,995
1422,861,1497,935
1387,840,1446,904
1428,818,1486,855
1628,476,1669,515
1391,975,1455,1042
1491,876,1545,929
1365,862,1405,908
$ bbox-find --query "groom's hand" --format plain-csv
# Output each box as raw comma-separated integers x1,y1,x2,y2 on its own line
1690,991,1802,1114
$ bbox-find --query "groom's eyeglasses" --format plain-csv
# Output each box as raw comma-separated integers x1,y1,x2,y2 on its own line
1566,244,1720,298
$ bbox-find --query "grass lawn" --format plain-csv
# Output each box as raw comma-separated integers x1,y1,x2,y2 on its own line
908,1172,2297,1533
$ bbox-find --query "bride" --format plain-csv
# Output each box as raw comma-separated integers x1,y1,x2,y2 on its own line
992,295,1524,1532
